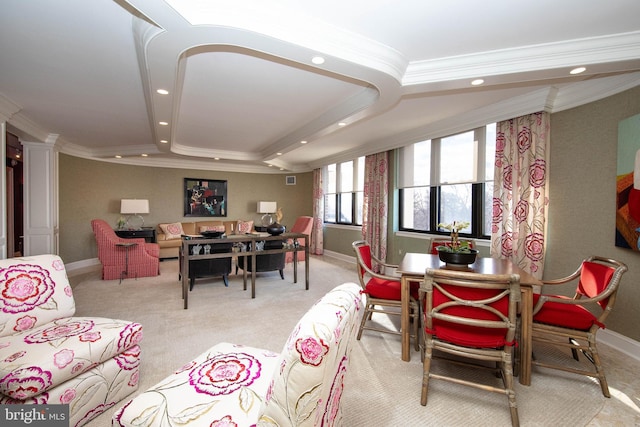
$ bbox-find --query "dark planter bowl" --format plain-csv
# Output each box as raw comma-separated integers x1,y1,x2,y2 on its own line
437,248,479,265
266,222,286,236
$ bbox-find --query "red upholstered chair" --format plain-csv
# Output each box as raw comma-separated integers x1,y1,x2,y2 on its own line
430,238,476,254
420,268,521,427
285,216,313,263
91,219,160,280
531,256,627,397
352,240,420,350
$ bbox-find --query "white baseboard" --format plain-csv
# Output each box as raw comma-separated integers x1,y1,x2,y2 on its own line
66,258,101,274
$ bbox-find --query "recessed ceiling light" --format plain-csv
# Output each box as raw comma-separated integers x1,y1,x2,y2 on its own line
159,121,168,126
280,168,284,171
156,89,169,95
277,152,283,156
338,122,347,127
471,79,484,86
214,157,220,160
570,67,586,75
300,140,307,144
312,56,325,65
160,139,168,144
115,155,122,159
268,164,273,167
141,153,148,157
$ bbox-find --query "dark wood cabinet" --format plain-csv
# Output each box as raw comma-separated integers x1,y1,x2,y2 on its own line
115,227,156,243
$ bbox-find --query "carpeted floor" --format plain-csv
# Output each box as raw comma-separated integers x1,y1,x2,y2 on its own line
71,256,640,426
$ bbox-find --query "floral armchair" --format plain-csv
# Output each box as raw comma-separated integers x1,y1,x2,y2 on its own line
113,282,363,426
92,219,160,280
0,255,143,427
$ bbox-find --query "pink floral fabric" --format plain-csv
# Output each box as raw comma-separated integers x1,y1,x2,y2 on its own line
362,152,389,271
113,283,363,427
491,112,550,279
0,255,143,427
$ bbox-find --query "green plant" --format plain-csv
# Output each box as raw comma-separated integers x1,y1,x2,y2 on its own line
436,221,474,253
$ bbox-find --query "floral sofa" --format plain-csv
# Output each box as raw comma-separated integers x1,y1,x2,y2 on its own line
156,220,256,259
113,282,363,426
0,255,143,427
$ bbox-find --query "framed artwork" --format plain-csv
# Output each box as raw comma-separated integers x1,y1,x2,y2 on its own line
615,113,640,251
184,178,227,217
286,175,296,185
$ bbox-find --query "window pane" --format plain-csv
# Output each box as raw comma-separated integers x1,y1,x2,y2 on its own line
326,164,336,193
485,123,496,180
439,184,472,232
484,181,494,236
324,194,336,222
357,157,365,191
339,193,352,223
440,131,476,184
401,187,430,231
339,161,353,192
356,191,363,225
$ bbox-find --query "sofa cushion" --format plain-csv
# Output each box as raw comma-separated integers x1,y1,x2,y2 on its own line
113,343,280,427
0,317,142,399
0,255,76,338
237,220,253,234
159,222,184,240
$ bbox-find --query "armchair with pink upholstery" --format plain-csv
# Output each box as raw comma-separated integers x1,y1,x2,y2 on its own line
285,216,313,263
0,254,143,427
91,219,160,280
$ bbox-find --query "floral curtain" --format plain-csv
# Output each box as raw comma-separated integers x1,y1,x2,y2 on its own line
362,152,390,268
491,112,550,279
311,168,324,255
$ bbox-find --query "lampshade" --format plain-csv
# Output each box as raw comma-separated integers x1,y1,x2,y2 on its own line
120,199,149,214
257,201,276,214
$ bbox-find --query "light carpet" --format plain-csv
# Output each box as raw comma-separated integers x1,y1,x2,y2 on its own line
70,256,637,426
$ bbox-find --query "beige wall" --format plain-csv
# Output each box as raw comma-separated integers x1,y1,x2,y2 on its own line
58,155,312,263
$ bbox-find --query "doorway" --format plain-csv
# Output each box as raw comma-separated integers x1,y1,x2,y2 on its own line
5,131,23,257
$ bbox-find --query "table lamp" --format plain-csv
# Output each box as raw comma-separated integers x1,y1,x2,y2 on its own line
257,201,277,226
120,199,149,229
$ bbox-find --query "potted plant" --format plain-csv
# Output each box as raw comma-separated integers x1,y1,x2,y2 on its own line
435,221,478,265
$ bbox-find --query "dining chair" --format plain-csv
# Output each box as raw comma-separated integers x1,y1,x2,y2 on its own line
420,268,521,427
531,256,628,397
285,216,313,263
352,240,420,350
429,237,476,254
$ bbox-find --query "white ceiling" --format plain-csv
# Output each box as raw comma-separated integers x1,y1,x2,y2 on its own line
2,0,640,173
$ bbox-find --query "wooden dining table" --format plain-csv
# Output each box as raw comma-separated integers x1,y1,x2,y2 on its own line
397,253,541,386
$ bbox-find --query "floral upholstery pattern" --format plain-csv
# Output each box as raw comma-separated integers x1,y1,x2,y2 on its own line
0,255,143,427
113,282,363,427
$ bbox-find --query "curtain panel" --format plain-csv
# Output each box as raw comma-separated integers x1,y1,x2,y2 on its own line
362,152,390,268
491,112,550,279
311,168,324,255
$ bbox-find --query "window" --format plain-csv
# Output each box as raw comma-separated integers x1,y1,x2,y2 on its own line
324,157,365,225
399,124,496,238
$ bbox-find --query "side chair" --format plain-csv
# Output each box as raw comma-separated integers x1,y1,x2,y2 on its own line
352,240,420,351
285,215,313,263
420,268,521,427
531,255,628,397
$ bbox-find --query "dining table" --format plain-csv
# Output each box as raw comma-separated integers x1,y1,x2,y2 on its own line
396,253,542,386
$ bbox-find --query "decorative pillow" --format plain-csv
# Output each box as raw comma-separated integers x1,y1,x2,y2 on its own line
160,222,184,240
237,220,254,234
200,225,225,233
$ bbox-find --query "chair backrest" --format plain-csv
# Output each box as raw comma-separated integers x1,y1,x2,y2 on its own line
430,238,475,254
422,268,520,348
91,219,120,259
351,240,373,288
290,216,313,236
0,254,76,338
259,282,363,426
576,256,628,311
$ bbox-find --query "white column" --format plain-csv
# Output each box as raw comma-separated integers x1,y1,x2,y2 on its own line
22,135,59,255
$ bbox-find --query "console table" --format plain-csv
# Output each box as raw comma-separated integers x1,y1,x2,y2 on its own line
115,227,156,243
180,232,309,309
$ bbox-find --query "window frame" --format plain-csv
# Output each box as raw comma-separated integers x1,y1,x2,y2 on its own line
323,157,365,226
